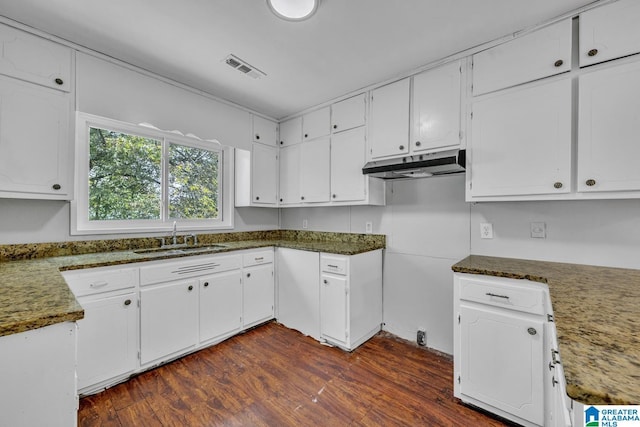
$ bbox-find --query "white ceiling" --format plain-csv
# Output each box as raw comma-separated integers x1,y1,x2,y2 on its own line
0,0,599,119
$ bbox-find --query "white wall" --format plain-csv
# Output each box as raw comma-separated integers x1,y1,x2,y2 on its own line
0,52,279,245
281,175,470,354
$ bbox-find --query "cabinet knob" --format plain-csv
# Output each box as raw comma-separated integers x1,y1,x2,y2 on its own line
255,196,260,200
280,141,284,145
204,282,209,287
247,273,251,278
255,134,260,140
553,182,563,189
415,141,421,147
399,145,405,150
332,194,336,199
54,78,64,85
554,59,564,67
304,133,309,138
333,124,338,129
301,196,305,200
586,179,596,187
124,299,132,306
279,198,283,202
527,327,537,336
587,49,598,57
323,279,328,284
52,184,61,190
188,285,194,291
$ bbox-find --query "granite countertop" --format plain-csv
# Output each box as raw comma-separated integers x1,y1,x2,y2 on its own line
0,230,385,338
452,255,640,406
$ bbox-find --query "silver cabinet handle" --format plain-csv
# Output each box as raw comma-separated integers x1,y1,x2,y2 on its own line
90,280,108,288
485,292,509,299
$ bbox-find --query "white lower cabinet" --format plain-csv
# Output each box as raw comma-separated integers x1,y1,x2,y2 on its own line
454,272,574,427
243,262,275,328
199,270,242,344
140,279,199,366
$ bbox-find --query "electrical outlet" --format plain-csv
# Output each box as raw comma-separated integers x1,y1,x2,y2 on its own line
530,222,546,238
480,223,493,239
365,221,373,234
302,219,308,229
417,329,427,347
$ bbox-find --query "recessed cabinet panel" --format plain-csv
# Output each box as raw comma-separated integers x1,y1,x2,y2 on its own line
279,116,302,147
252,115,277,146
0,23,72,92
279,143,301,204
199,271,242,343
473,19,572,95
412,61,462,152
459,304,544,426
0,75,70,199
243,263,275,328
580,0,640,67
578,59,640,193
251,143,278,204
469,78,572,198
369,78,410,159
300,137,331,203
320,275,348,344
303,107,330,140
331,93,366,133
331,127,366,202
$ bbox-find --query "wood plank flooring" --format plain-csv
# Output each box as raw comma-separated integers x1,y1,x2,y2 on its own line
78,322,513,426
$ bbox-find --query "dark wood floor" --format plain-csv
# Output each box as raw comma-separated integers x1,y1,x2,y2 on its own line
78,322,511,426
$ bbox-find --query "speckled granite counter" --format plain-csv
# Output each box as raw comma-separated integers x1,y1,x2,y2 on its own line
452,255,640,406
0,230,385,338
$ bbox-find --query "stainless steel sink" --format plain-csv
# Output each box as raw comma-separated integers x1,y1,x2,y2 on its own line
134,244,228,255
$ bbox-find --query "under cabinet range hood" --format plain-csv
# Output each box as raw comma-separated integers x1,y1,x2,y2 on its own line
362,149,466,180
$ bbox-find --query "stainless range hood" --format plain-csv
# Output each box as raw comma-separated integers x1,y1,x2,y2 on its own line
362,149,466,179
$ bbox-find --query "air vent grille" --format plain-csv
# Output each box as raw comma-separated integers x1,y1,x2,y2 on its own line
223,54,266,79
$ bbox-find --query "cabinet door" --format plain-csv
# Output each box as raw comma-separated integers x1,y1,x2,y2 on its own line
251,143,278,204
331,127,366,202
140,280,198,365
580,0,640,67
199,270,242,343
243,263,275,328
279,116,302,147
300,137,330,203
369,78,410,159
279,143,300,205
0,23,72,92
277,248,320,340
578,59,640,193
303,107,330,141
76,293,137,391
469,78,572,197
0,75,70,199
459,304,544,426
252,115,277,146
473,19,571,95
411,61,462,153
331,93,366,133
320,274,348,344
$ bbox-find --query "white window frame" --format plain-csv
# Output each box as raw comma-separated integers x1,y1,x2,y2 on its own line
71,112,234,235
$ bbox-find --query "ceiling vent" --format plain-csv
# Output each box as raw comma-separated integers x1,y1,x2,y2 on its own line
223,54,266,79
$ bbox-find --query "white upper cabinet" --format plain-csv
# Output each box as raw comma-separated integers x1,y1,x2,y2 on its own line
331,127,366,202
580,0,640,67
303,106,330,141
331,93,366,133
279,116,302,147
0,23,72,92
578,59,640,193
473,19,572,96
299,137,331,203
369,78,410,159
0,75,71,199
278,143,301,205
469,78,572,198
411,60,462,153
252,115,277,146
251,143,278,205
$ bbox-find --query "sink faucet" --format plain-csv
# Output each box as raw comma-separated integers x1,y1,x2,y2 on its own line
172,221,177,245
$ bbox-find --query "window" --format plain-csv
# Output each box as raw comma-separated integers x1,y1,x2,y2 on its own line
73,113,233,234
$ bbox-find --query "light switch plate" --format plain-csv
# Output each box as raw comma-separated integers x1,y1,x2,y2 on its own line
365,221,373,234
302,219,308,229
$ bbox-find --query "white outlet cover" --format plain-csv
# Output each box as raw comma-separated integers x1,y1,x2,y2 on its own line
480,223,493,239
530,222,546,238
365,221,373,234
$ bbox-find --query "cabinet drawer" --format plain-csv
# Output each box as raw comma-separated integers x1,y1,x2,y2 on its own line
458,276,545,315
243,249,274,267
321,255,348,275
63,267,138,297
140,254,241,286
0,23,72,92
472,19,571,95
